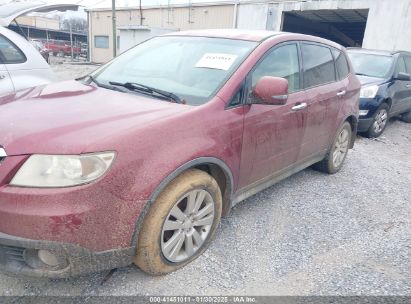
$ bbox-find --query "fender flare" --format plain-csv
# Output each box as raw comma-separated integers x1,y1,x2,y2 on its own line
130,157,234,248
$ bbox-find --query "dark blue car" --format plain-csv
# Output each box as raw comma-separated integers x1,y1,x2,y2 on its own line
347,49,411,137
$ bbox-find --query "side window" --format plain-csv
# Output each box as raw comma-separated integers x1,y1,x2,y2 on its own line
396,57,407,74
332,49,350,80
405,57,411,74
228,86,243,108
301,43,336,88
251,43,300,94
0,34,26,64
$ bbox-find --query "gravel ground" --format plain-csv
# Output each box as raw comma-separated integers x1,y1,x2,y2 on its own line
0,63,410,296
49,56,100,81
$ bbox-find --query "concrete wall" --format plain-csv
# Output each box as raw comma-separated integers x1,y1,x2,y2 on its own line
88,4,234,63
362,0,411,51
236,0,411,52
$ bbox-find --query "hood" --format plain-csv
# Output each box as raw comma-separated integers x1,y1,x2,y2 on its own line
0,80,190,156
356,75,387,87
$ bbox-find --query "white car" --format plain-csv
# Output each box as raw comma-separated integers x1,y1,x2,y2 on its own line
0,1,80,96
0,26,56,96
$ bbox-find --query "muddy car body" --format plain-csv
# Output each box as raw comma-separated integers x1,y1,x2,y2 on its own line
0,30,360,277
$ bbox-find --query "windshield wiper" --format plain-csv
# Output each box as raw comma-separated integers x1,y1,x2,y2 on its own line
109,81,181,103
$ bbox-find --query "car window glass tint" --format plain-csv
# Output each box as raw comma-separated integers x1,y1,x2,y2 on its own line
404,56,411,74
0,35,25,64
332,49,350,80
302,44,336,88
396,57,407,74
251,44,300,93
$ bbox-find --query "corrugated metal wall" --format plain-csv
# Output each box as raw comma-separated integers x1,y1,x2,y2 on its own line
89,4,234,63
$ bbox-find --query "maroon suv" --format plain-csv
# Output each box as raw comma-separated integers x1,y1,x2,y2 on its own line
0,30,360,277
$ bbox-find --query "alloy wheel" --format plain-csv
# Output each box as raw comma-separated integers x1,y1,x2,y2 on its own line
373,109,388,134
332,128,350,168
161,189,215,263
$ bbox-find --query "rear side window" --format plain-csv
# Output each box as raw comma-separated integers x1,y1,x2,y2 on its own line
332,49,350,80
301,43,336,88
0,34,26,64
251,43,301,93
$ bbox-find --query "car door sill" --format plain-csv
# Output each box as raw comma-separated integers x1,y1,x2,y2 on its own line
232,151,326,206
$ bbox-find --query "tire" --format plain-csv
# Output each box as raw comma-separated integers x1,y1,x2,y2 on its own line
312,121,352,174
401,110,411,123
134,169,222,275
363,103,390,138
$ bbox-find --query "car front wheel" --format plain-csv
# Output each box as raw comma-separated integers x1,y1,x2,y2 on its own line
134,169,222,275
364,104,389,138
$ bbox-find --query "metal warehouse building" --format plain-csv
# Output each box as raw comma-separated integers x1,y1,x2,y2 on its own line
87,0,411,63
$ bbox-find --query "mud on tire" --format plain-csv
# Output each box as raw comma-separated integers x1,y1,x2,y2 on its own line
134,169,222,275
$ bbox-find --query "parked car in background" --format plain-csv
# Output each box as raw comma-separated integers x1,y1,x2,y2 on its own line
0,30,360,278
44,40,81,58
347,48,411,137
0,26,56,96
30,39,50,63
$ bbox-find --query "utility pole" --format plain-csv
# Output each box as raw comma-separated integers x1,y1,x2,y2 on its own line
70,22,74,60
112,0,117,57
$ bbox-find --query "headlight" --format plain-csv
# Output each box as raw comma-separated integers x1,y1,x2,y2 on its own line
360,85,379,99
10,152,115,188
359,110,369,116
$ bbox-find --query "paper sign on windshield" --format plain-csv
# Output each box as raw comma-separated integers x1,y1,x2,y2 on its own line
195,53,238,71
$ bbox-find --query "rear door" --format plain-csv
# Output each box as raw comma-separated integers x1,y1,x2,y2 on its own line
0,33,27,93
298,42,341,159
0,61,14,96
0,35,17,95
238,43,307,189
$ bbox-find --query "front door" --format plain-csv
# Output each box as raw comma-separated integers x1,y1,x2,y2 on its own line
391,56,411,114
238,43,307,189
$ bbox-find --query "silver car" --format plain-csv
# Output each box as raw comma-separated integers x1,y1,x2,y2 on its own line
0,26,56,96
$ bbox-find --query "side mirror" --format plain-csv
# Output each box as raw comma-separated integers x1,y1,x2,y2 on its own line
395,72,411,81
252,76,288,105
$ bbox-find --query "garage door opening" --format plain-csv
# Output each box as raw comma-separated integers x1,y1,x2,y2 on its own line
281,9,369,47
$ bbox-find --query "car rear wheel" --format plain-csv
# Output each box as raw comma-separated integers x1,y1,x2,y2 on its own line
364,104,389,138
312,121,352,174
134,169,222,275
401,110,411,123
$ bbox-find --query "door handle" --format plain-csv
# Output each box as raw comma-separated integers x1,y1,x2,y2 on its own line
0,74,5,80
291,102,307,111
406,84,410,88
337,90,347,97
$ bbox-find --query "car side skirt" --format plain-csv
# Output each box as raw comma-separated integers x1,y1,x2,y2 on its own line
232,151,326,206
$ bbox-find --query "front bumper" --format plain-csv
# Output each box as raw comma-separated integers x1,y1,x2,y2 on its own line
357,117,374,132
0,232,134,278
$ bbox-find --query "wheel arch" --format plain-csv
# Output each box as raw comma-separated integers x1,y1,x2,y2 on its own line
130,157,234,248
344,115,358,149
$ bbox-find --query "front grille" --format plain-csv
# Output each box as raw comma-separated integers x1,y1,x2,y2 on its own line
0,244,25,263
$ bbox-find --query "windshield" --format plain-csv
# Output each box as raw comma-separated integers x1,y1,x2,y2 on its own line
347,52,393,78
92,36,257,105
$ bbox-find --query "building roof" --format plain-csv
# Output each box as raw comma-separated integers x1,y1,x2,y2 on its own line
164,29,283,42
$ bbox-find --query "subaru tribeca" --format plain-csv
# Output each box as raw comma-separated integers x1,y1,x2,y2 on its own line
0,30,360,277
